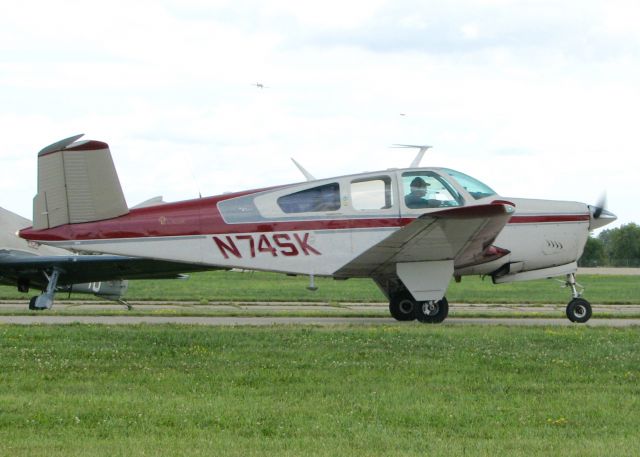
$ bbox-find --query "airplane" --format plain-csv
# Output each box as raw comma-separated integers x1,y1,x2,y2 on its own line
18,135,617,322
1,204,210,310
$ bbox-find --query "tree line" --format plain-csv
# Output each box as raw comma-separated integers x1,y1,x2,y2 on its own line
579,223,640,267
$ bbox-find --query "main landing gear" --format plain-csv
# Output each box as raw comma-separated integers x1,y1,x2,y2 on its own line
565,273,592,323
389,291,449,324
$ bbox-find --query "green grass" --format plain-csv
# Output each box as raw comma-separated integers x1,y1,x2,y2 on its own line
126,272,640,304
2,270,639,304
1,325,640,456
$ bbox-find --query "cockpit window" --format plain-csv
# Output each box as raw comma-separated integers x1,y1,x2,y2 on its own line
277,183,341,213
402,171,463,209
444,169,496,200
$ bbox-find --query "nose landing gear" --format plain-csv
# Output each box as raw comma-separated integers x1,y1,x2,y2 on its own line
565,273,592,323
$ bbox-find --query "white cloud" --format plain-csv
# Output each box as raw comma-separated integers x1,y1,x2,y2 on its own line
460,24,481,40
0,0,638,228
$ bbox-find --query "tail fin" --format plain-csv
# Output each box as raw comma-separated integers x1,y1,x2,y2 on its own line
32,135,129,230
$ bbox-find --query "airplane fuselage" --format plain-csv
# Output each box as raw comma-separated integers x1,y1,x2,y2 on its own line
19,168,594,282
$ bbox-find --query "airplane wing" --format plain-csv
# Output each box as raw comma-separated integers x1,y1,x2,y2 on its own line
335,202,514,278
0,253,213,290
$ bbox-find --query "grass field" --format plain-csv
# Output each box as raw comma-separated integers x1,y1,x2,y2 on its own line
1,325,640,456
1,270,640,305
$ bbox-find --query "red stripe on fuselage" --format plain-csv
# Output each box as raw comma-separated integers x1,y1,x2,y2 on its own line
20,216,412,241
18,193,588,243
508,214,590,224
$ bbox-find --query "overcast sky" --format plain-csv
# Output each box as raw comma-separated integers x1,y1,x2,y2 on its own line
1,0,638,229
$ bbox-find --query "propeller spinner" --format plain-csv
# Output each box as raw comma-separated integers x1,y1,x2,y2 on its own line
588,193,616,230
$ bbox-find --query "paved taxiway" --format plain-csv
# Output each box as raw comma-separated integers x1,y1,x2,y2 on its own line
2,295,640,327
3,313,640,327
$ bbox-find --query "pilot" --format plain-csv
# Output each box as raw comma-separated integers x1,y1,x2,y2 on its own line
405,177,430,208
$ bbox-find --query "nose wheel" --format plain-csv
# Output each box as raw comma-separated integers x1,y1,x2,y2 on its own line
565,273,592,323
566,298,592,323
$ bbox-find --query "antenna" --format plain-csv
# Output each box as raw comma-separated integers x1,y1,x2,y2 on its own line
392,144,432,167
291,158,316,181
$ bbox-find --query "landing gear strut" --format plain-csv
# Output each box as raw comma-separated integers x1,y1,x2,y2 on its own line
28,268,61,310
565,273,592,323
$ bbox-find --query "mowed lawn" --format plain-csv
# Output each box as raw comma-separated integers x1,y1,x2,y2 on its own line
1,325,640,456
110,271,640,304
1,270,640,304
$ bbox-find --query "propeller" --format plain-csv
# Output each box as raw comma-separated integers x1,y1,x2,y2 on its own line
588,193,616,230
592,193,606,219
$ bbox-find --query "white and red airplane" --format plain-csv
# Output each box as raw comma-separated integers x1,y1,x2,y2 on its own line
19,135,616,322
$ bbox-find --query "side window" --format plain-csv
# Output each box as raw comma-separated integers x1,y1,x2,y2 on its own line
277,183,341,213
402,172,462,209
351,177,394,210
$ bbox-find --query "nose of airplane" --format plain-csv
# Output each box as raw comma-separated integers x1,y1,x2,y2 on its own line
588,205,617,230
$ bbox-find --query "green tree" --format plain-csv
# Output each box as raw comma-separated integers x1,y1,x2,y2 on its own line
608,223,640,267
579,236,606,266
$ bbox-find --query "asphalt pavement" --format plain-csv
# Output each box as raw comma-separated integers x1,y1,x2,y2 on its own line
2,301,640,326
2,315,640,326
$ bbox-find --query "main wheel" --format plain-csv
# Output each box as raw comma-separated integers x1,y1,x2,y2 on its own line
28,296,38,310
389,292,417,321
416,297,449,324
566,298,592,323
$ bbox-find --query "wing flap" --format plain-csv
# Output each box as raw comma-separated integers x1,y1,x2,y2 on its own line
335,202,514,278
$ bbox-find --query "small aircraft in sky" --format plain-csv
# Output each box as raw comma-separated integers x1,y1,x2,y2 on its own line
19,135,616,322
1,204,208,310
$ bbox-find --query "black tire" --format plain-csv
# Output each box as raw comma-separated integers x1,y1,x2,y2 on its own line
566,298,592,323
28,296,38,310
416,297,449,324
389,292,416,321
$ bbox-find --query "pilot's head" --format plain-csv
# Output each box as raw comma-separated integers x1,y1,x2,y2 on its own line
410,177,428,196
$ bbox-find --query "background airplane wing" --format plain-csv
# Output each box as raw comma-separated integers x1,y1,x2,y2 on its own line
0,253,213,290
335,202,514,278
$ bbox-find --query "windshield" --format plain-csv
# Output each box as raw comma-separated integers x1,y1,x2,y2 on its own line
443,169,497,200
